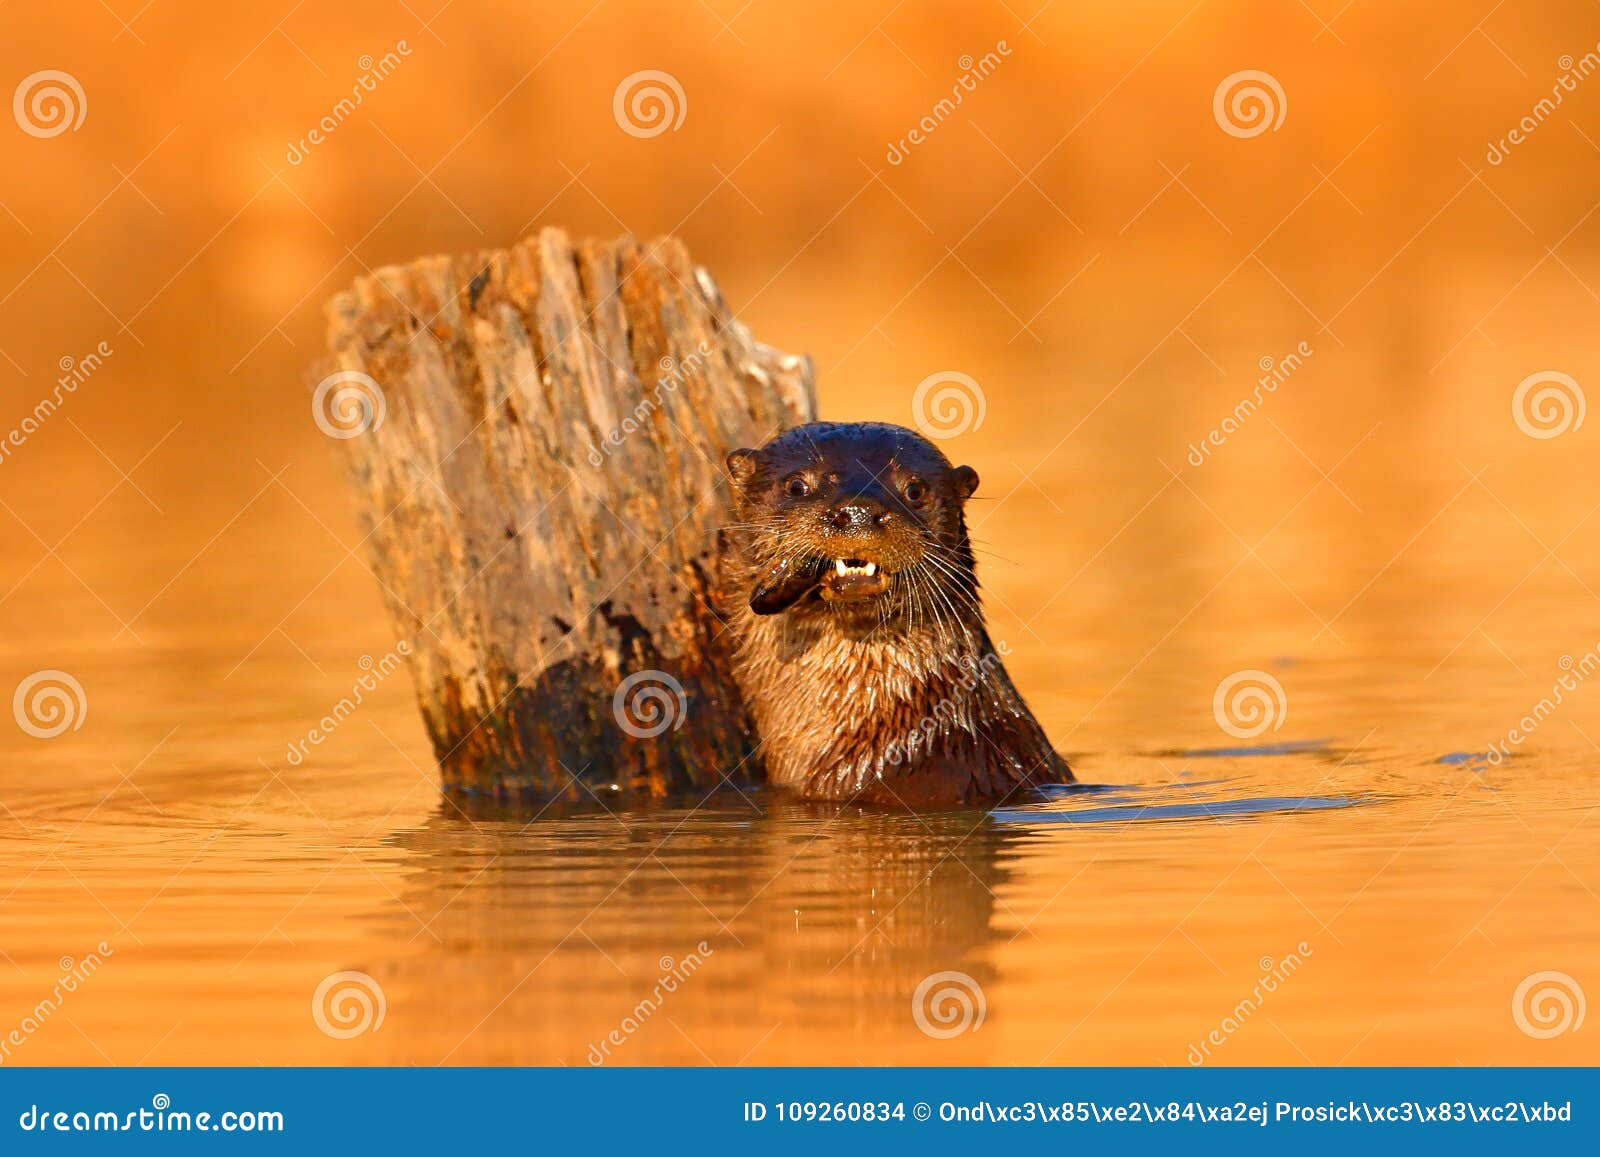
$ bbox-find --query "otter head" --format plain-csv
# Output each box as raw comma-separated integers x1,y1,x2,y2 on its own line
725,422,980,624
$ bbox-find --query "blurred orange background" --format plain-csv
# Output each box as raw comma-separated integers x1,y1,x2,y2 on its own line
2,1,1599,1066
3,0,1599,677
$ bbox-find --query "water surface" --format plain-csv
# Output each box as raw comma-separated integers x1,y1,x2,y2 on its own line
3,550,1596,1067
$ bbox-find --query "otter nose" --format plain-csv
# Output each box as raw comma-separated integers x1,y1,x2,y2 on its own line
826,500,892,534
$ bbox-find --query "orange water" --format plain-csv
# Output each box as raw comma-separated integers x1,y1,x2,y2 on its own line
2,382,1598,1066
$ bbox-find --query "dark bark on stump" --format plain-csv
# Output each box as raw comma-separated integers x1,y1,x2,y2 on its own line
318,228,815,799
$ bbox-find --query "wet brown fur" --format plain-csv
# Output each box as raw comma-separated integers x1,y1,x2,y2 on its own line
718,421,1073,805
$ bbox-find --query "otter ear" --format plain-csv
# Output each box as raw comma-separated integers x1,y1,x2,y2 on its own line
726,448,759,486
951,465,980,501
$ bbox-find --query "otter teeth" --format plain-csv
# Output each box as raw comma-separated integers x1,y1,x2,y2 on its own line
833,559,877,576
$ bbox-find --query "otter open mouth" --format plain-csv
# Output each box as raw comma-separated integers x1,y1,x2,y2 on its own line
748,554,892,614
818,557,891,602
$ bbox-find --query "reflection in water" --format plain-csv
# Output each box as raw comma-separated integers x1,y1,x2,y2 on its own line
1168,741,1335,758
994,790,1374,825
382,796,1020,1064
1,714,1597,1066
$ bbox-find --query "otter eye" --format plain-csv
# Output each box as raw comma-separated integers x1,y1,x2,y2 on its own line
903,479,928,504
784,476,811,499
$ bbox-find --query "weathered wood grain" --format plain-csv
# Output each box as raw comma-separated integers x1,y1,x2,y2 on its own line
319,229,815,799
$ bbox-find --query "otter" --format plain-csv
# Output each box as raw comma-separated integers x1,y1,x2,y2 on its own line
719,421,1073,805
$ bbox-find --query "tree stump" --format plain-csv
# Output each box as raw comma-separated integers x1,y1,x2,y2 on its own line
317,228,815,800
